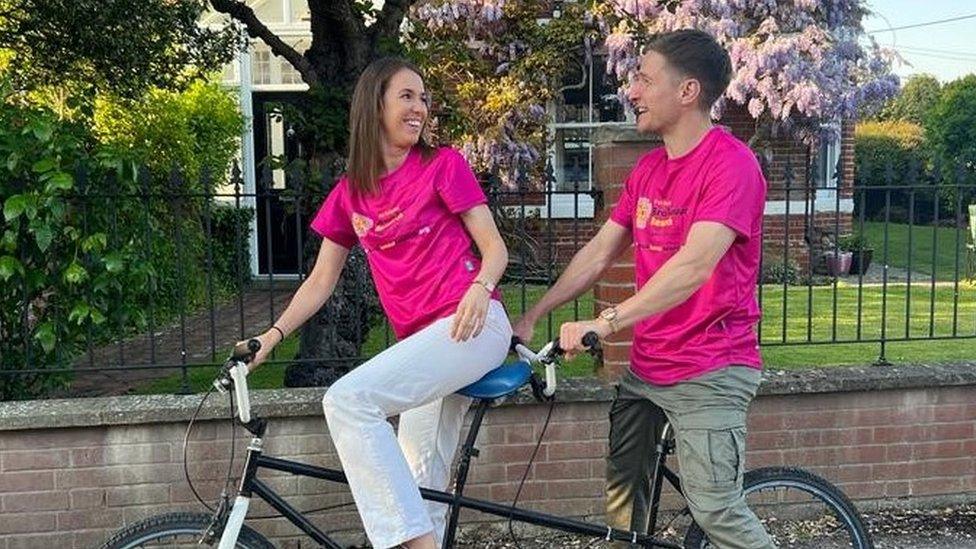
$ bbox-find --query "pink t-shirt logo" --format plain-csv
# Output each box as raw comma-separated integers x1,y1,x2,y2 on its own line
351,213,374,237
635,197,651,229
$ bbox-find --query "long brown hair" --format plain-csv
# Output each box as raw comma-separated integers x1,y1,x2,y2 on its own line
347,57,436,194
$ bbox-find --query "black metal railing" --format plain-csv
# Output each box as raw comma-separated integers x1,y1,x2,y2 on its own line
1,156,974,400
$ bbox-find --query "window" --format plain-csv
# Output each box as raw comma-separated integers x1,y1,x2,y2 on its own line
252,50,272,85
813,124,841,189
545,52,627,218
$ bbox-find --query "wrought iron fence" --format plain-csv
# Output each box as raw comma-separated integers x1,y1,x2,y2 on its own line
1,156,974,400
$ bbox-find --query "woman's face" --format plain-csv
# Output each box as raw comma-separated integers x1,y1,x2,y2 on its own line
380,68,429,150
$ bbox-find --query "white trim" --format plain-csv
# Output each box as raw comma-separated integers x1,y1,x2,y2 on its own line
238,41,260,278
501,202,595,220
251,83,310,92
763,197,854,215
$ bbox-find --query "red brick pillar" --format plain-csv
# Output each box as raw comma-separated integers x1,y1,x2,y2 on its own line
592,127,659,381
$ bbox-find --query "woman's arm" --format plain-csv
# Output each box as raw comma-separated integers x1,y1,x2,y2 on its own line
451,204,508,341
248,238,350,370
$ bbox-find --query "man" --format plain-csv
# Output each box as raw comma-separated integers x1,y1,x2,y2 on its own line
513,29,774,548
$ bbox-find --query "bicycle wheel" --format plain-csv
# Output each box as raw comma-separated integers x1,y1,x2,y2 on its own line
99,512,275,549
683,467,873,549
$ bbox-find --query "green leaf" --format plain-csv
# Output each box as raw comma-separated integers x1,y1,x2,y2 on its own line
46,197,66,220
103,252,125,273
4,194,26,221
30,121,53,143
6,152,19,172
44,171,73,192
33,322,57,354
81,233,107,253
34,225,53,252
1,230,16,252
0,255,22,281
64,262,88,284
68,303,90,324
90,309,107,325
31,157,56,174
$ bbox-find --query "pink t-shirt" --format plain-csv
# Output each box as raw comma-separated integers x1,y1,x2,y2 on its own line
610,126,766,385
311,146,498,338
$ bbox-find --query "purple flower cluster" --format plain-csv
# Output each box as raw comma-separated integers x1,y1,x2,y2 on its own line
600,0,900,144
412,0,507,33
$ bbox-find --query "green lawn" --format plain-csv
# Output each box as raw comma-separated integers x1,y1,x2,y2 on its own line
861,221,971,280
139,278,976,393
759,280,976,367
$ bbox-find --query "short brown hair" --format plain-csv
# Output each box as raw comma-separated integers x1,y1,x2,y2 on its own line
646,29,732,111
347,57,435,194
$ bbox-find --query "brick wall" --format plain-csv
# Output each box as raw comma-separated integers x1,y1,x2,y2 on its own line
1,370,973,548
513,218,600,271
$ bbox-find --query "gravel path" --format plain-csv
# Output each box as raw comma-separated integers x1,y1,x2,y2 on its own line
449,502,976,548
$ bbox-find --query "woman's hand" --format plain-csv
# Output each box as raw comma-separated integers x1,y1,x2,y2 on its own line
241,328,285,373
451,284,492,342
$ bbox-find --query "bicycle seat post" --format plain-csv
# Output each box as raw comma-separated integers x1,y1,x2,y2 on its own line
442,398,491,547
644,421,676,538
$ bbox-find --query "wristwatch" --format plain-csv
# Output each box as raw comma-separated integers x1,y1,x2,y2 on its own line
474,278,496,293
599,306,619,334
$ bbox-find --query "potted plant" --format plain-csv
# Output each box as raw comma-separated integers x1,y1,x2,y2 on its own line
838,234,874,275
823,250,853,276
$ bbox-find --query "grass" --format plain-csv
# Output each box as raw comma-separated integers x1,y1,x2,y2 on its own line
860,221,972,280
139,273,976,394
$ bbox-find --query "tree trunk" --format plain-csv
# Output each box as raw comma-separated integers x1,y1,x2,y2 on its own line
283,146,379,388
210,0,417,387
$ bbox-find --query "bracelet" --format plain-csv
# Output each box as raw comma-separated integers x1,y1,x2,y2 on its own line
270,325,285,343
472,279,493,293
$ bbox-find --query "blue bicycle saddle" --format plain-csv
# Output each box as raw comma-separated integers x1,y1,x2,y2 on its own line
457,360,532,400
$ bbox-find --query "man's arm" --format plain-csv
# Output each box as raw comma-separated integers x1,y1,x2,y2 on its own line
513,220,632,341
559,221,737,353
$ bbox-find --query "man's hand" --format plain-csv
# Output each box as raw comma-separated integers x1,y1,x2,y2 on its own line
559,319,611,359
512,315,536,345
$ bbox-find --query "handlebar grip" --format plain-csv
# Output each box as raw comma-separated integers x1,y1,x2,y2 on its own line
232,339,261,362
582,332,601,353
510,336,523,352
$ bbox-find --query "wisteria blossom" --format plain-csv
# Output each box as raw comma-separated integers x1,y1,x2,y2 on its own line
410,0,900,185
601,0,899,144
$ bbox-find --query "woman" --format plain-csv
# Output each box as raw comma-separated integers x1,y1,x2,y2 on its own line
245,57,512,549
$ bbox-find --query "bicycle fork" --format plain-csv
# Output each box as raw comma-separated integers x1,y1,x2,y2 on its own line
208,437,263,548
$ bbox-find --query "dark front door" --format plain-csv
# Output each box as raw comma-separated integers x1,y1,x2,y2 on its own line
252,91,307,276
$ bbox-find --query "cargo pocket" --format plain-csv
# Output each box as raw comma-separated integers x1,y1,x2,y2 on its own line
678,427,744,488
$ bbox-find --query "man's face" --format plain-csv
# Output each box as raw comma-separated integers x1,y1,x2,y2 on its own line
627,51,689,134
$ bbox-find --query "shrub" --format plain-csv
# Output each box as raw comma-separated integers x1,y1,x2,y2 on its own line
854,120,942,223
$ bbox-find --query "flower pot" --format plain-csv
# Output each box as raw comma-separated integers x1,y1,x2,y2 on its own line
848,249,873,275
823,252,853,276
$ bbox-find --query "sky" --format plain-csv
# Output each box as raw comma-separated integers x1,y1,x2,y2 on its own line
861,0,976,83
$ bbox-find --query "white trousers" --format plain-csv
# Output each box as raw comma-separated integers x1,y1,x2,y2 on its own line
322,300,512,549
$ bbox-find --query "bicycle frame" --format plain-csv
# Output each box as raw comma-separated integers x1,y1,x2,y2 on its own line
213,396,688,549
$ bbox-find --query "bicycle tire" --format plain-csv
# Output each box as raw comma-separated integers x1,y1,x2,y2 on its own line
98,512,275,549
683,466,873,549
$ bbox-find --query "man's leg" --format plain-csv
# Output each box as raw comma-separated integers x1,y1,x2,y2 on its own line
606,370,668,547
646,366,775,549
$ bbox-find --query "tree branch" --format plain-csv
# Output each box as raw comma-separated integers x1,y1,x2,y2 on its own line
369,0,416,46
210,0,319,85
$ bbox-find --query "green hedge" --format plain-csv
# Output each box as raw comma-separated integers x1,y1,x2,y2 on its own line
1,81,245,400
853,121,944,224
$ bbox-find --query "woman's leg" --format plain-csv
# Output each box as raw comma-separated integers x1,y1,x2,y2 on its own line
398,393,473,546
322,301,512,549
